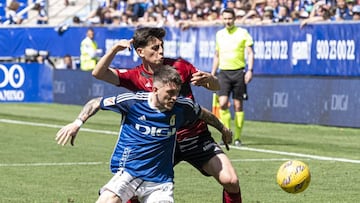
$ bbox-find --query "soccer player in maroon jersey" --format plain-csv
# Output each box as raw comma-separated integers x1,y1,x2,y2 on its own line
93,27,242,203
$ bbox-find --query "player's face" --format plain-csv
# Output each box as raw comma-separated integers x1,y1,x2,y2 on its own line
155,83,181,111
222,12,235,29
141,38,164,66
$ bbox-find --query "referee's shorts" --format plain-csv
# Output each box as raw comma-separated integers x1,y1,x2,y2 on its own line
218,69,248,100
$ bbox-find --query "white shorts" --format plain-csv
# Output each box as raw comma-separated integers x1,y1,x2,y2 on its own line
100,170,174,203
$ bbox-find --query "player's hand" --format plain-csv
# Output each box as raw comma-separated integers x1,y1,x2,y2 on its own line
113,39,133,52
221,127,233,151
191,71,212,86
55,123,80,146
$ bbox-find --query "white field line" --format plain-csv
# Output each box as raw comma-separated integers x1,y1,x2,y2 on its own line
231,158,311,162
0,162,107,167
1,118,359,164
231,146,360,164
0,118,117,135
0,158,303,167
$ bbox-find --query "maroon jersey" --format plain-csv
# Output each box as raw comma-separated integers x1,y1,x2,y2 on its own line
115,58,209,140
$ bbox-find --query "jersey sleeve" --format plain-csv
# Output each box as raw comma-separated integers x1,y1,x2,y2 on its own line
215,31,220,52
100,93,135,114
169,58,198,82
115,67,145,91
177,97,202,127
244,29,254,47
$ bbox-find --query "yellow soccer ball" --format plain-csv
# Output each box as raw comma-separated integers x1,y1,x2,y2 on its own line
276,160,311,194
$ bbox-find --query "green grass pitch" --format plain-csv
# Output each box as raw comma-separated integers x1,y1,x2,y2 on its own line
0,103,359,202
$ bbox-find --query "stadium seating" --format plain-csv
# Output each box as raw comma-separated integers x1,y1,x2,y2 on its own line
22,0,92,26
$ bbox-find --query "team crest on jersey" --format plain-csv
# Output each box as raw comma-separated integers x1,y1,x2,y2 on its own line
103,97,116,106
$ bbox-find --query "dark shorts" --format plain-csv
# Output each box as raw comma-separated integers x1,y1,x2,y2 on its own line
174,130,224,176
218,69,248,100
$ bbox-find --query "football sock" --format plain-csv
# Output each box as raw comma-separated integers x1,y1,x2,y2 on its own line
223,189,242,203
219,109,231,129
127,197,140,203
234,112,244,141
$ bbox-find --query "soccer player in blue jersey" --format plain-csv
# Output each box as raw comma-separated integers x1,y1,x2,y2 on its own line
56,65,232,203
94,27,242,203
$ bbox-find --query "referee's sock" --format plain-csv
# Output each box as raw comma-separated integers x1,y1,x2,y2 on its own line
219,109,231,129
234,112,244,141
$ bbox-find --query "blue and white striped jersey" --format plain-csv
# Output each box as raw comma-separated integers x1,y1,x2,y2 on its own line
100,92,201,183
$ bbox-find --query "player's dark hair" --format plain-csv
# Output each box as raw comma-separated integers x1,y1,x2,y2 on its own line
222,8,236,18
153,65,182,87
132,27,166,49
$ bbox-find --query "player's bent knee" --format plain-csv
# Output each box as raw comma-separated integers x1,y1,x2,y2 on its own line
220,174,239,187
219,169,240,192
216,156,239,185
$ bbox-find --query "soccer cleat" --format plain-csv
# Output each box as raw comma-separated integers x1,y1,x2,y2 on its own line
234,140,242,147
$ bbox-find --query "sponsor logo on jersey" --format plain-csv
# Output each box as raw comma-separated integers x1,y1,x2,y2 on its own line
135,124,176,137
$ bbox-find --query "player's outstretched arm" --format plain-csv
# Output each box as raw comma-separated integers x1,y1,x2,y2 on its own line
92,39,133,85
199,107,232,150
191,70,220,91
55,97,102,146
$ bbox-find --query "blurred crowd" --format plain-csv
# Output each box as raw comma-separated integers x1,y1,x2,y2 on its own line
76,0,360,27
2,0,360,27
2,0,48,25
